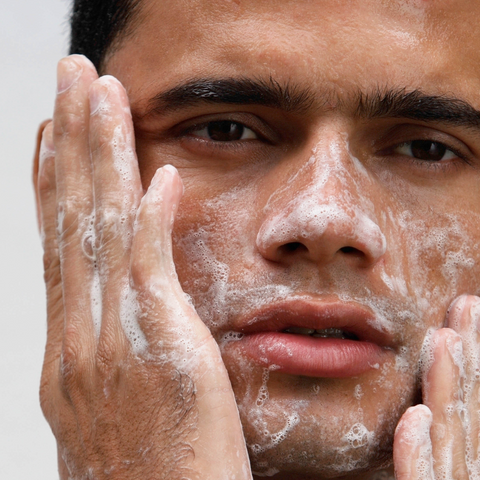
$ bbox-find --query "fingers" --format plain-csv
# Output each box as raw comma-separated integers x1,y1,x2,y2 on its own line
394,405,434,480
88,76,143,358
53,55,99,362
423,328,469,479
130,165,209,353
446,295,480,476
399,296,480,480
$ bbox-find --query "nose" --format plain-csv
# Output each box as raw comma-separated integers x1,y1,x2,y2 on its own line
256,147,386,269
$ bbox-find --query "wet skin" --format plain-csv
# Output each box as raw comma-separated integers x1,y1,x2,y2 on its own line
35,0,480,479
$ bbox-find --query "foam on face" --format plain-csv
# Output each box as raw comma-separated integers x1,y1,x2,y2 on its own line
145,115,480,477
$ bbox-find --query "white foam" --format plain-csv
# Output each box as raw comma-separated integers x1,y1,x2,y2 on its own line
90,264,102,338
119,281,147,354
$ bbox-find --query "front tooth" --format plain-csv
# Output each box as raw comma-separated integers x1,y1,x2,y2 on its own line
284,327,315,335
313,328,345,338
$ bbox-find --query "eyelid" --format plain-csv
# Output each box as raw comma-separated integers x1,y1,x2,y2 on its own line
396,140,458,158
171,111,280,144
185,121,258,141
374,123,474,161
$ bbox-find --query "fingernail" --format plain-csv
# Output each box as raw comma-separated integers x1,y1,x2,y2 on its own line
445,332,463,369
396,405,432,446
57,57,82,94
150,166,165,187
162,164,178,175
89,82,109,115
412,405,432,447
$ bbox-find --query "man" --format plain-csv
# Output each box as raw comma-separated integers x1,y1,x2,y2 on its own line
32,0,480,478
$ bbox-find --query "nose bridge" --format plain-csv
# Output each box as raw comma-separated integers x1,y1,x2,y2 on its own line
266,136,370,218
257,136,386,265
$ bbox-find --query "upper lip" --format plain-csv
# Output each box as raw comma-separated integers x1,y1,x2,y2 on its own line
232,298,394,347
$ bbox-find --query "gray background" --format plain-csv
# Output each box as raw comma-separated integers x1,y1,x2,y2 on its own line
1,1,70,477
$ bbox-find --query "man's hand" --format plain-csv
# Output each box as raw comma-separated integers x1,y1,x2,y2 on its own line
394,295,480,479
34,55,252,480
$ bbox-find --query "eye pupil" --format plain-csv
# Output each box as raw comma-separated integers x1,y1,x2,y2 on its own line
410,140,447,161
207,121,244,141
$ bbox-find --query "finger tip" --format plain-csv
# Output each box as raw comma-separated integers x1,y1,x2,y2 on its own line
430,327,462,360
407,403,432,419
57,55,99,94
151,165,183,191
164,164,184,191
89,75,130,116
446,294,480,333
162,164,179,177
395,404,432,440
67,54,97,73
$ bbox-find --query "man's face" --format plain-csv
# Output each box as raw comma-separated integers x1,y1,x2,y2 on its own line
105,1,480,477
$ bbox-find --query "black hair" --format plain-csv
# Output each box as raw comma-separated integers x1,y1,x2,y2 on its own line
69,0,142,72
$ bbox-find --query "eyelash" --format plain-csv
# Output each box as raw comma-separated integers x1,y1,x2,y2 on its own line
179,117,272,146
186,121,258,142
389,139,472,171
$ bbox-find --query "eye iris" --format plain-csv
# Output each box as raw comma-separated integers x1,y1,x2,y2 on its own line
410,140,447,161
207,121,244,141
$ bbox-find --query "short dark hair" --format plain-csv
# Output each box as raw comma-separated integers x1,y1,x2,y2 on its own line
69,0,142,72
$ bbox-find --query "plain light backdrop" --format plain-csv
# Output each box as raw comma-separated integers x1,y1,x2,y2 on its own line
1,1,70,477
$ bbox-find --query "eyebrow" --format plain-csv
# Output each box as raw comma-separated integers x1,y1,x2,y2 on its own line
143,77,316,115
356,88,480,129
142,77,480,129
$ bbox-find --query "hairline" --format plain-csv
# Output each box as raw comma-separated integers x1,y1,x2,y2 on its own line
99,0,146,74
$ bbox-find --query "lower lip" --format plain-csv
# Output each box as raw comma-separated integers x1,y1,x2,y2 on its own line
231,332,389,378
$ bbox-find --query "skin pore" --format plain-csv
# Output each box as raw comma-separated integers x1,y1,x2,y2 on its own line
34,0,480,478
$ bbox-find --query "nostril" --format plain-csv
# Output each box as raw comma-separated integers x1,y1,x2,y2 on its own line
282,242,307,253
340,246,362,255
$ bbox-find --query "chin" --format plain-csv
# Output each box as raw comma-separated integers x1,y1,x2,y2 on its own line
244,408,395,478
229,361,419,479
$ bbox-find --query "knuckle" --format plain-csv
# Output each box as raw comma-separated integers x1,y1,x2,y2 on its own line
43,247,61,283
95,342,118,380
95,206,134,254
90,130,113,158
60,331,92,394
56,200,93,239
54,110,86,140
130,248,168,292
130,262,157,293
97,205,123,232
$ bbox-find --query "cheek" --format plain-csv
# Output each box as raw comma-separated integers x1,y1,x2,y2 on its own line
171,185,260,325
380,205,480,328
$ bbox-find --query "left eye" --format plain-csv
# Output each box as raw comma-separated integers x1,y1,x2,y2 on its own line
395,140,457,161
190,121,258,142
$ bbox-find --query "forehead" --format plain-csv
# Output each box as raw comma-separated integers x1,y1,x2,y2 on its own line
107,0,480,112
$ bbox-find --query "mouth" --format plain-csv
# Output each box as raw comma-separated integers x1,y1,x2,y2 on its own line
223,299,394,378
283,327,360,340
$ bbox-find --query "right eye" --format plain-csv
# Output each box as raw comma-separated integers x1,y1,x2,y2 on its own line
189,121,258,142
394,140,458,162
